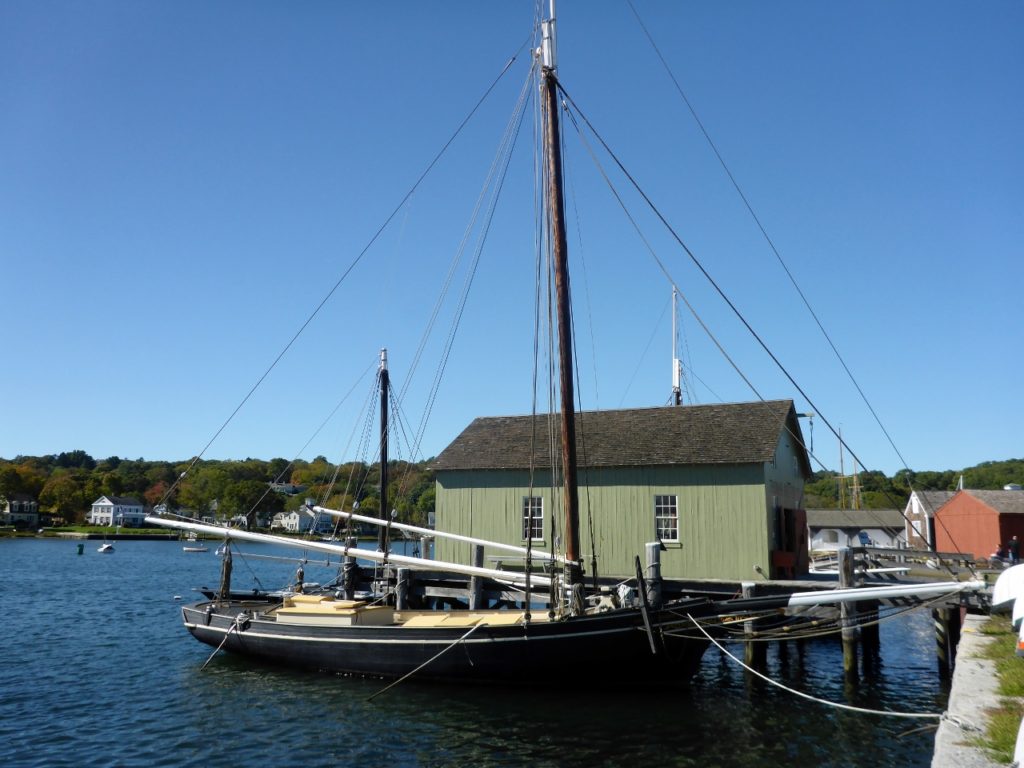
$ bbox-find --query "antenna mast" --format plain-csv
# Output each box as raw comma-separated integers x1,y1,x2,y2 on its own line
672,287,682,406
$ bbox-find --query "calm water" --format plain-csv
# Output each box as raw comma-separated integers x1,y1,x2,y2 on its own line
0,539,946,767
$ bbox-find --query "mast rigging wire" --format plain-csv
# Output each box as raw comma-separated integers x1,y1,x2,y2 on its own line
624,2,965,566
159,44,529,509
401,61,537,478
557,82,971,578
627,0,915,476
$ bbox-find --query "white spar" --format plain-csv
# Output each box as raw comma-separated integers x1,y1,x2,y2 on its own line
144,516,552,588
311,505,570,565
786,579,984,608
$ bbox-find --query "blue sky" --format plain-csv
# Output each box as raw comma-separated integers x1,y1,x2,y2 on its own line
2,1,1020,477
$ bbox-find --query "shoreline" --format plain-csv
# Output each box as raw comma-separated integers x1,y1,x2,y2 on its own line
932,612,1002,768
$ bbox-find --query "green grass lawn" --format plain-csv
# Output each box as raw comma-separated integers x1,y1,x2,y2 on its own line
975,616,1024,763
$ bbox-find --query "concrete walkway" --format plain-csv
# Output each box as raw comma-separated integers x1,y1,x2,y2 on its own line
932,613,1004,768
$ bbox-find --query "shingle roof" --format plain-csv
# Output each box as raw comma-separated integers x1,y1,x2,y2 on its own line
431,400,804,472
806,508,905,530
965,490,1024,515
95,495,143,506
911,490,956,514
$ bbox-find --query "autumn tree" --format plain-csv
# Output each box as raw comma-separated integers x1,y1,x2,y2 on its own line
0,465,23,502
176,465,230,517
144,480,171,507
39,473,85,522
220,479,284,527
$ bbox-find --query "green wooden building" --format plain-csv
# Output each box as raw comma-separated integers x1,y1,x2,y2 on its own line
430,399,811,582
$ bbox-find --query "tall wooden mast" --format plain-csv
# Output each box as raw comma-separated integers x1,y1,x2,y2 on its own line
540,4,581,583
377,348,390,553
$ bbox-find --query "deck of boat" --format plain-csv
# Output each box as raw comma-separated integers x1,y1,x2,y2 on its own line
265,593,551,628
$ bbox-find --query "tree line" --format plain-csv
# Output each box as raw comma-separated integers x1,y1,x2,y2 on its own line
0,450,435,528
3,451,1022,523
803,458,1024,509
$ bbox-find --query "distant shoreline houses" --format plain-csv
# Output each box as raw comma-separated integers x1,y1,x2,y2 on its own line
4,444,1023,572
270,508,334,535
86,495,146,527
1,494,41,529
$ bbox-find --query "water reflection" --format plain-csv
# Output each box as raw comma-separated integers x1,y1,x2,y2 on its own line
0,539,944,768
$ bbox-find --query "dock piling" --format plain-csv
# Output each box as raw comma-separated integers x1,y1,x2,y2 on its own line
468,544,484,610
395,567,410,610
838,548,860,679
742,581,767,670
645,542,664,610
933,605,963,679
342,536,358,600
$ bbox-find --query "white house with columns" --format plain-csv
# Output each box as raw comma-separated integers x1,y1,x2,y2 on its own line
88,496,146,527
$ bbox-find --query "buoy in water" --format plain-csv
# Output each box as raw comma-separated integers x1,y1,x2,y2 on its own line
77,543,84,555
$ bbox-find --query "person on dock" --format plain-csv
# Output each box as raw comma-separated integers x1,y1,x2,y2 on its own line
1009,535,1020,565
991,544,1009,568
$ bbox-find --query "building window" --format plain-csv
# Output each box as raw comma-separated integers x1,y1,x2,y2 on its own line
522,496,543,541
655,495,679,542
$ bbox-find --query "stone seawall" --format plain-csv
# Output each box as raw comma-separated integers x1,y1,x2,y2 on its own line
932,613,1002,768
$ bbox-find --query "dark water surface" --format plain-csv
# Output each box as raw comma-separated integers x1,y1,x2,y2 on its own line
0,539,945,767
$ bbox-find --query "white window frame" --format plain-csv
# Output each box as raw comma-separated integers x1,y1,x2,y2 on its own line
522,496,543,541
655,494,679,542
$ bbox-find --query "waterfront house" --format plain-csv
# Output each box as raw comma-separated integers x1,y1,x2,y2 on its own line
807,508,906,552
934,489,1024,560
270,482,308,496
903,490,956,549
431,400,811,581
270,509,334,534
87,495,146,527
1,494,39,529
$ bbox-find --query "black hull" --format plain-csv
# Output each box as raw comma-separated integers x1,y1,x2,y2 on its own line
181,599,713,686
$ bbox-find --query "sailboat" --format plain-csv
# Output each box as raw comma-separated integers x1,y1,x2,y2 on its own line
147,4,983,686
98,521,118,553
182,532,209,553
150,345,722,684
147,12,727,683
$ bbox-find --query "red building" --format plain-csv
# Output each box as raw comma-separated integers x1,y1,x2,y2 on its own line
934,489,1024,559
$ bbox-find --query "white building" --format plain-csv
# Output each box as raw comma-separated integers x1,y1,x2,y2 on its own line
88,495,146,527
807,508,907,552
2,495,39,528
271,509,334,534
902,490,956,549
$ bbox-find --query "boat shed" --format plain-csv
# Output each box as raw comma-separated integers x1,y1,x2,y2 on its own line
934,489,1024,560
807,508,906,552
430,399,811,582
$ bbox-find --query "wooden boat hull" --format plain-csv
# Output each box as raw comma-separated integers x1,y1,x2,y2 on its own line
180,599,712,685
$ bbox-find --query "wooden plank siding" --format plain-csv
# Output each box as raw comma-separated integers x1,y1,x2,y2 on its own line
431,401,810,581
435,464,773,580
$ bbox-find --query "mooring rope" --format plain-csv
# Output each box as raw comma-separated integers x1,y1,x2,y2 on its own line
686,614,942,720
199,613,248,671
366,622,488,703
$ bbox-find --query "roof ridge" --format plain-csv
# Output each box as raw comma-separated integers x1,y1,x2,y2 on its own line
434,400,802,472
